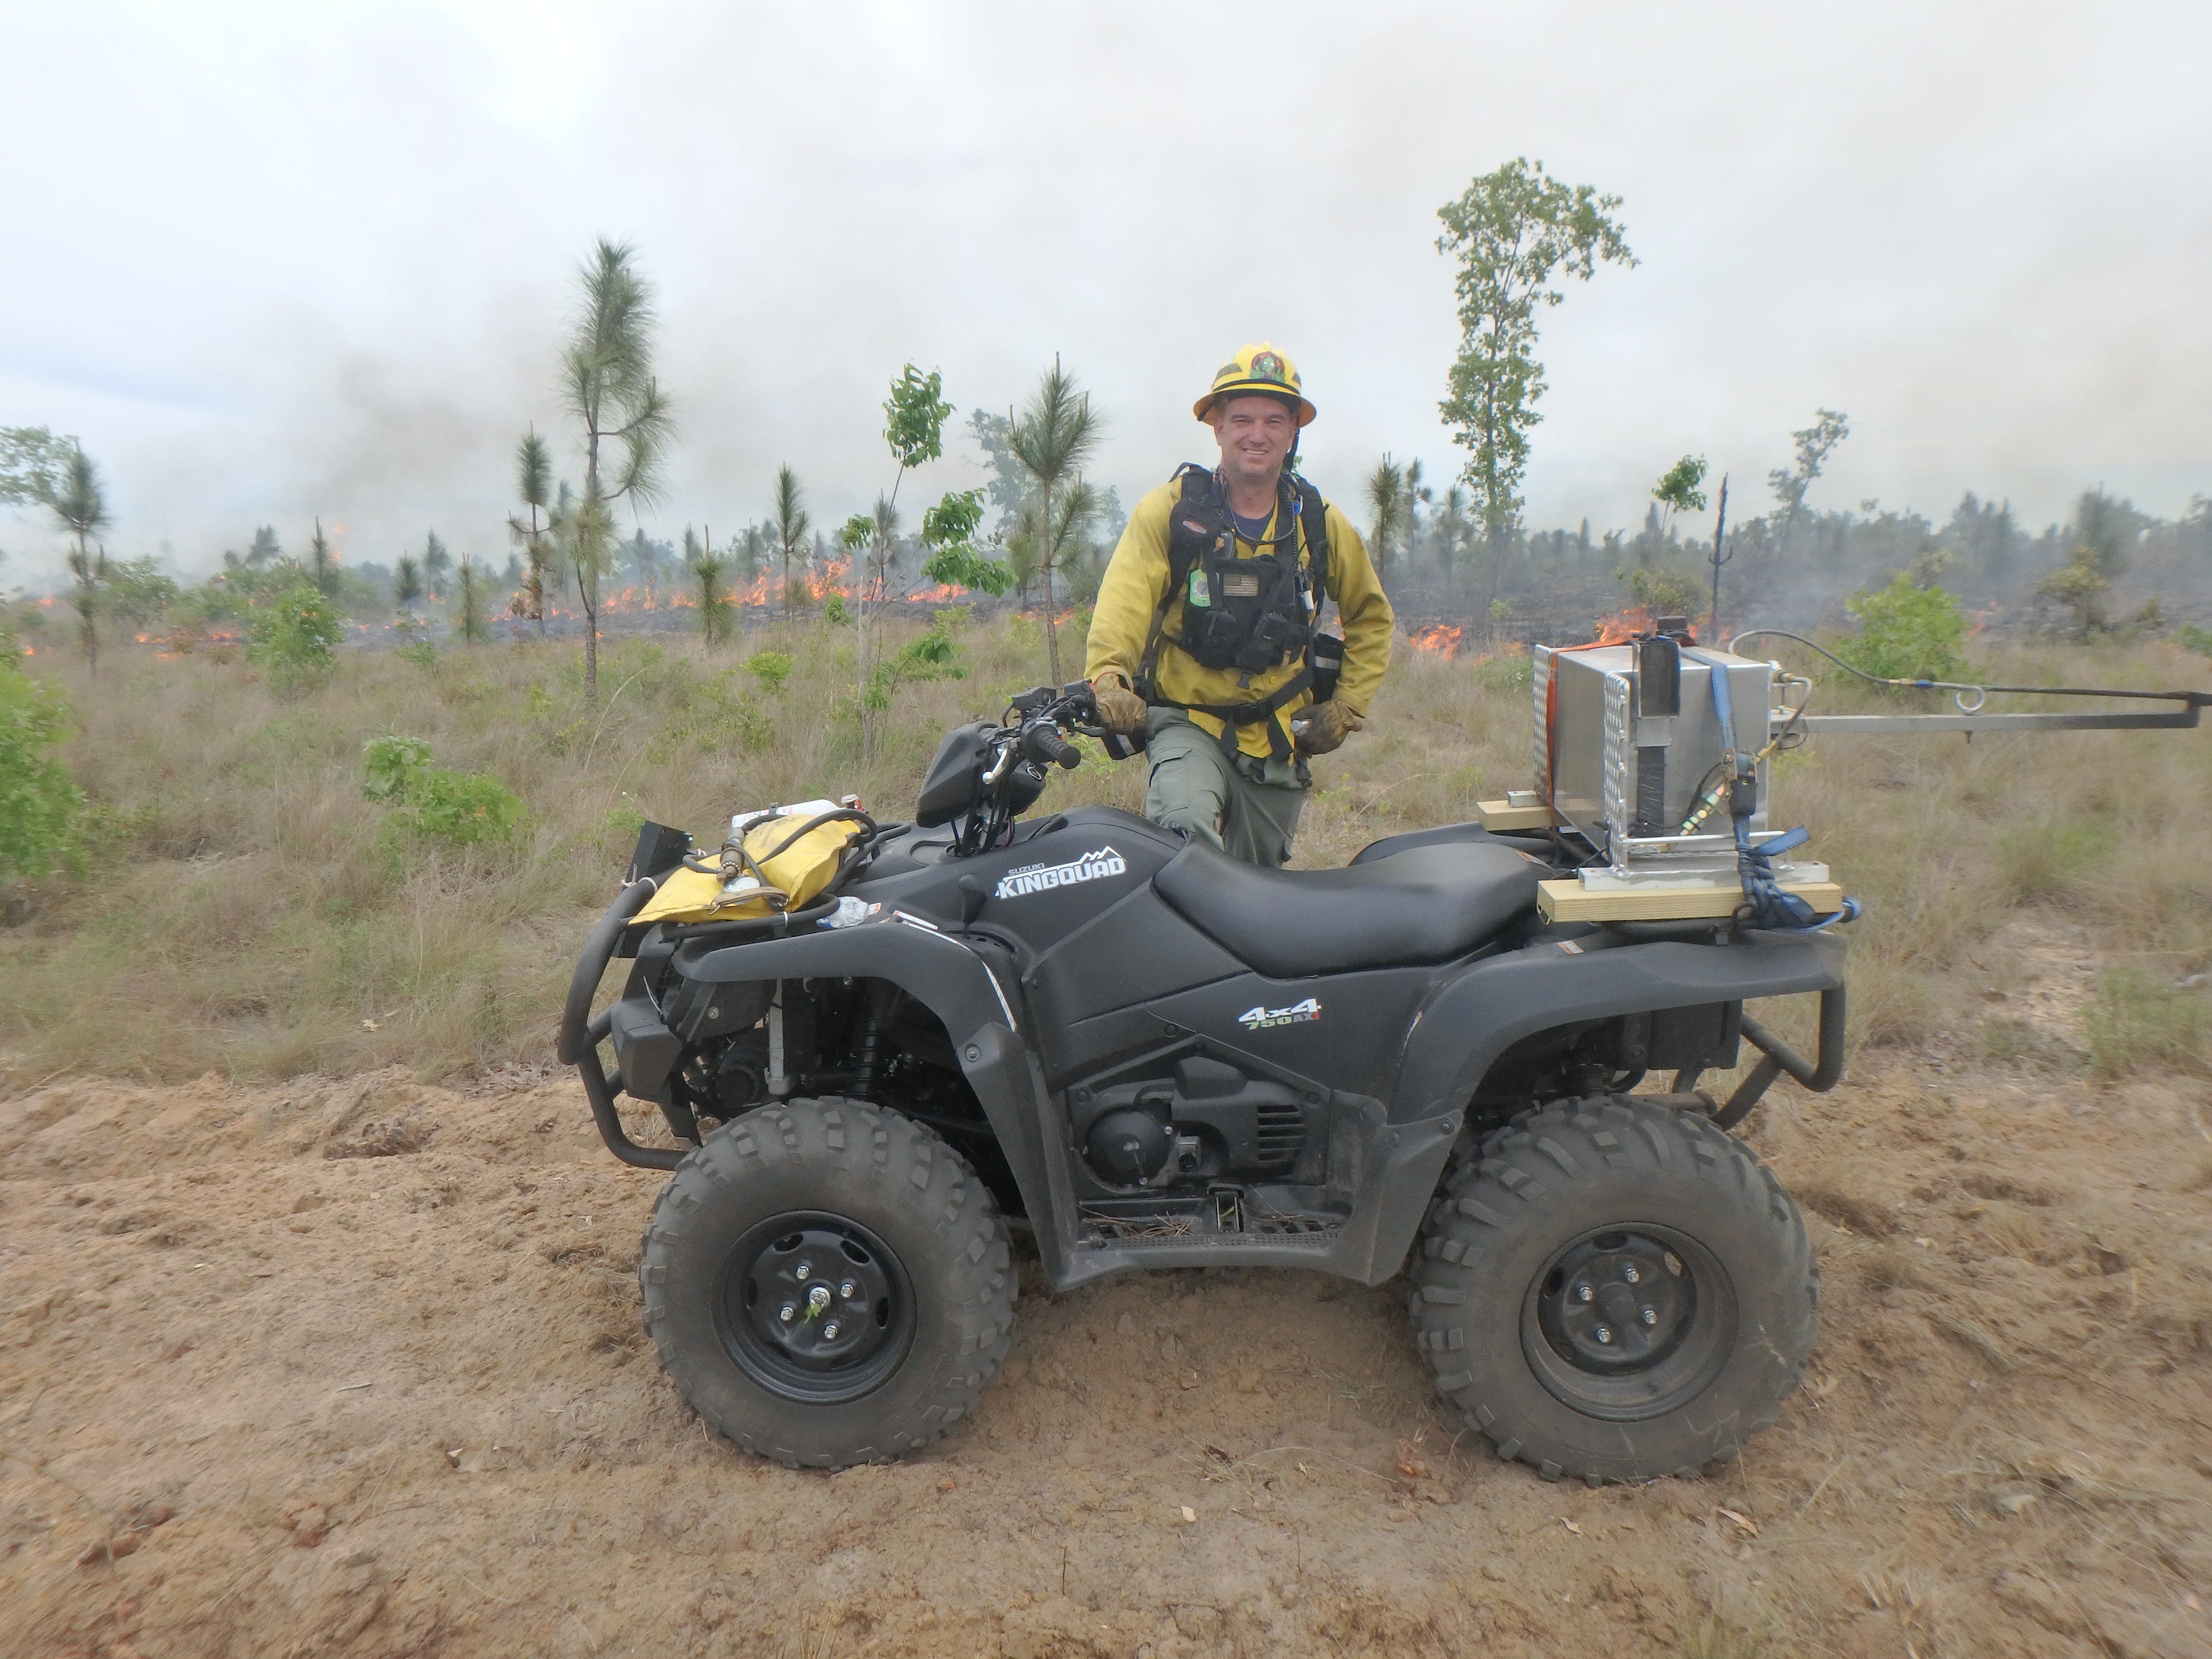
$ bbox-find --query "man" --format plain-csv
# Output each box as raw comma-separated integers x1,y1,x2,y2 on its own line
1083,343,1393,866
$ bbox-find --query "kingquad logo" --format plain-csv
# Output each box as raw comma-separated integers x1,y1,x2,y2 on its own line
1238,997,1321,1031
993,846,1128,901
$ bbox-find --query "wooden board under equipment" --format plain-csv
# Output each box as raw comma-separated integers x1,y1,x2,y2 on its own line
1477,798,1559,831
1538,877,1844,924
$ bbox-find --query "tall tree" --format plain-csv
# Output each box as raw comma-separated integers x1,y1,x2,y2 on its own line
507,427,553,634
560,238,674,699
393,554,423,617
685,526,733,646
1403,458,1428,563
1363,456,1408,585
421,530,453,600
771,465,809,623
455,555,490,645
0,427,72,506
244,526,281,568
1767,409,1849,557
1436,158,1635,610
1651,454,1708,542
854,366,956,735
48,447,110,675
307,519,338,596
1006,357,1102,683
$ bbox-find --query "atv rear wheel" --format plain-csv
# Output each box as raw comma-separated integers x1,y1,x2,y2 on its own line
639,1097,1015,1468
1408,1095,1815,1484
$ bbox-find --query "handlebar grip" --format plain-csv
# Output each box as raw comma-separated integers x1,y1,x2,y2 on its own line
1024,722,1082,770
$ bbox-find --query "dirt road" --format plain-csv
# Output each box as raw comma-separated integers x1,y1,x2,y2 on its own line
3,1046,2208,1658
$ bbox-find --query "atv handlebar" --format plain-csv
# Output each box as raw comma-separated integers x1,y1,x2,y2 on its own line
1022,721,1082,770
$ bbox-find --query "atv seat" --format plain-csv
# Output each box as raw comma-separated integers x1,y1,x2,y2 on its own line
1154,839,1543,979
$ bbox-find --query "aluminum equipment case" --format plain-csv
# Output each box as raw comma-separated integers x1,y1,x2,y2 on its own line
1532,640,1777,872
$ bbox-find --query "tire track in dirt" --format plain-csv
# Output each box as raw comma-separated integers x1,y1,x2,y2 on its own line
1,1060,2208,1657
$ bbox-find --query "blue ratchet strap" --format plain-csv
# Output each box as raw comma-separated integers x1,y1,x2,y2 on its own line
1689,649,1825,930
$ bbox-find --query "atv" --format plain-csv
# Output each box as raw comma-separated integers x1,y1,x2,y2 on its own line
557,682,1845,1483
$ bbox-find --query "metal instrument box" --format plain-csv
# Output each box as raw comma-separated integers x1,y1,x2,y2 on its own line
1532,642,1777,872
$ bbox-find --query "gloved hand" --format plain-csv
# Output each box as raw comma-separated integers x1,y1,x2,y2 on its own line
1294,699,1364,756
1090,671,1149,737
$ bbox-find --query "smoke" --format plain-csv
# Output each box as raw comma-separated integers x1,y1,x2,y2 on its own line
0,0,2205,588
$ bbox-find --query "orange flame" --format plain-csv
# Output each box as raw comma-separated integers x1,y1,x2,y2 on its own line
1588,606,1698,646
1407,623,1467,657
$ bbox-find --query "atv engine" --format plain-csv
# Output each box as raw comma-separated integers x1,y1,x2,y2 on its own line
1071,1056,1313,1189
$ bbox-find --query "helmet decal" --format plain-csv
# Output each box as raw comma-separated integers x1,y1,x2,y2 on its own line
1196,343,1316,425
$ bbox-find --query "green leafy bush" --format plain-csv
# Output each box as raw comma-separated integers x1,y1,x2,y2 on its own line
0,645,83,878
864,616,966,712
1471,649,1534,694
745,650,794,695
248,583,346,684
2181,622,2212,659
362,733,525,848
1619,565,1704,619
1835,571,1968,683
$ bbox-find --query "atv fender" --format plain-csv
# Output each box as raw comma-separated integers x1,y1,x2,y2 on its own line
1393,928,1848,1122
681,923,1077,1286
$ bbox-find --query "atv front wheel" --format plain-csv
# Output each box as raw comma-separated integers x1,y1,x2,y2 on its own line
1408,1095,1815,1484
639,1098,1016,1468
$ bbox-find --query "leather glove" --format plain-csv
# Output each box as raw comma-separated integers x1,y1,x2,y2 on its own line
1090,671,1149,737
1294,699,1364,757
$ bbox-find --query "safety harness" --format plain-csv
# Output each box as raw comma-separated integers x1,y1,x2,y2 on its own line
1134,464,1341,759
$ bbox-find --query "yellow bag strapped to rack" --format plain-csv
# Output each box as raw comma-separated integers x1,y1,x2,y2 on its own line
629,808,863,928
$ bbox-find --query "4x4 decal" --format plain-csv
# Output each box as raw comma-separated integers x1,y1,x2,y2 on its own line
1238,997,1321,1030
993,846,1127,901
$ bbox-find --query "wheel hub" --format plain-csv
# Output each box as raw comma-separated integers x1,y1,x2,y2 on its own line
717,1211,914,1404
1537,1232,1694,1372
1520,1222,1738,1422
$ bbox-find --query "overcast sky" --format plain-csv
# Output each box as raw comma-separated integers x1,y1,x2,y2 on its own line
3,0,2207,586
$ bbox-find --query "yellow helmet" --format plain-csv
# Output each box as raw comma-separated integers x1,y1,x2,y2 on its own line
1193,342,1317,427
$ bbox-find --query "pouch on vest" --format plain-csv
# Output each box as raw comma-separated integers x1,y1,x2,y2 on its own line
1310,633,1344,704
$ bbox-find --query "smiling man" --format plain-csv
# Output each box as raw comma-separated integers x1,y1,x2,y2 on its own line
1083,344,1394,866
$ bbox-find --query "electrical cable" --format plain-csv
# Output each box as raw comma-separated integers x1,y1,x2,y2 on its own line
1727,629,2203,715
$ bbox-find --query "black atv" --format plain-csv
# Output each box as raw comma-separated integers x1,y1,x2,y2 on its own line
558,684,1845,1482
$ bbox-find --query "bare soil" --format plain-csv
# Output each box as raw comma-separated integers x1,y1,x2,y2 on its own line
3,1041,2209,1658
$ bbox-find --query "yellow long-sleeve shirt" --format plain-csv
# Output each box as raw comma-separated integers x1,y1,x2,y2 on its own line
1084,473,1395,758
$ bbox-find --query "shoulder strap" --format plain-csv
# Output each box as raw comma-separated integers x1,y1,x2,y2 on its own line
1290,474,1331,598
1136,465,1222,697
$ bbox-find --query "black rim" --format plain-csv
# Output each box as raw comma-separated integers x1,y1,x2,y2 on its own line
1520,1224,1737,1421
714,1211,916,1405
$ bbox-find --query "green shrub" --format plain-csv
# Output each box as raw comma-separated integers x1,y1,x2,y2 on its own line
1835,571,1968,683
864,617,965,712
745,650,794,695
1620,565,1704,620
362,733,525,848
0,644,83,878
1470,648,1534,694
248,583,346,684
2084,968,2210,1078
2181,622,2212,659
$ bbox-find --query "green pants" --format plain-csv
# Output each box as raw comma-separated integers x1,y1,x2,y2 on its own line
1143,709,1310,867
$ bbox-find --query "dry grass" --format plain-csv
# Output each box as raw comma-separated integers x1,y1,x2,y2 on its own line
1,619,2208,1087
